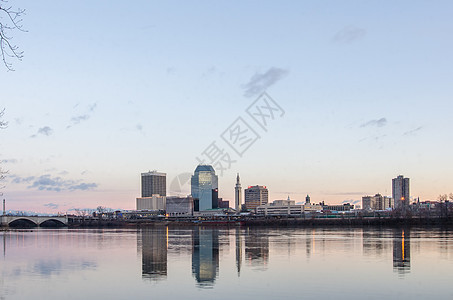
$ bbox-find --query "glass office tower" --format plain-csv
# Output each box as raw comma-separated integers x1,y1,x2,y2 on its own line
191,165,218,211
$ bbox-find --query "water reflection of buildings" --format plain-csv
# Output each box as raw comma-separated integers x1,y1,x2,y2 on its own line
393,228,411,275
235,228,242,276
244,228,269,268
192,228,219,288
140,228,168,281
362,229,391,258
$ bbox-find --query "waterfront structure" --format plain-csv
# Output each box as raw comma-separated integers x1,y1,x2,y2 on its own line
244,185,268,210
166,196,194,217
136,195,166,211
392,175,410,210
256,197,303,216
1,215,68,227
235,173,242,212
362,194,393,210
304,200,323,212
322,203,354,212
141,171,166,197
191,165,219,211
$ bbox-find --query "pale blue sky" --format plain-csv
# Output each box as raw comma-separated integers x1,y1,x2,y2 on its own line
1,0,453,212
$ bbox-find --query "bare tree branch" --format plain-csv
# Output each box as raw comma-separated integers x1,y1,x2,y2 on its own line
0,108,7,129
0,108,7,195
0,0,26,71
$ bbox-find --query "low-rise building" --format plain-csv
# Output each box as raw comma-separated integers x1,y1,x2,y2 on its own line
303,203,323,212
218,198,230,209
256,197,303,216
322,203,355,212
166,196,193,217
136,195,166,211
362,194,393,211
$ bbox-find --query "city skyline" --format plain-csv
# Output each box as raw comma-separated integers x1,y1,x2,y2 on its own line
1,1,453,213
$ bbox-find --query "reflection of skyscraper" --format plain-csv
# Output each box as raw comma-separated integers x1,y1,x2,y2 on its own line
393,228,411,275
235,228,242,276
192,228,219,287
244,229,269,267
140,228,168,281
191,165,219,211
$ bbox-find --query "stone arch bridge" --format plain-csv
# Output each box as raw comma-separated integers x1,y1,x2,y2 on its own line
1,215,68,227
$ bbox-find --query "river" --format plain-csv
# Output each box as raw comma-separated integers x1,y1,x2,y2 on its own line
1,226,452,299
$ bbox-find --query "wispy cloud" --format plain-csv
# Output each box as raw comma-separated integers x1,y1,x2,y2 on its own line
30,126,53,138
243,67,289,97
67,103,97,128
166,67,176,75
403,126,423,136
358,134,387,143
70,115,89,125
360,118,387,128
10,175,35,184
44,203,59,209
1,158,18,164
342,199,361,205
333,26,367,43
10,174,98,192
69,183,97,190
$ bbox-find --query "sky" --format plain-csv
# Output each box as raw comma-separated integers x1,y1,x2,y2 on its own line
1,0,453,213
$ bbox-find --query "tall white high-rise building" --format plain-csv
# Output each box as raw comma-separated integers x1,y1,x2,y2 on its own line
392,175,410,210
235,173,242,212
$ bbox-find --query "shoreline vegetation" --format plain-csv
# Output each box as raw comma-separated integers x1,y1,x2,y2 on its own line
68,216,453,228
2,215,451,229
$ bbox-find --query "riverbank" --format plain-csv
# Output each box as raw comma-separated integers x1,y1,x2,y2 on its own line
64,215,453,228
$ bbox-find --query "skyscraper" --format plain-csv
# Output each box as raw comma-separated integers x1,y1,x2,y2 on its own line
392,175,410,210
244,185,268,210
235,173,242,212
141,171,166,197
191,165,219,211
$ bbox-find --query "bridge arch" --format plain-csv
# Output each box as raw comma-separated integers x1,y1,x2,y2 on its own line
8,217,38,227
39,218,67,227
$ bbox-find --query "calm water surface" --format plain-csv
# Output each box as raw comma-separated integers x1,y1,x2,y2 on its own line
1,227,452,299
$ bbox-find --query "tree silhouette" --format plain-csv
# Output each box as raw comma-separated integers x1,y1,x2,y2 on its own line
0,109,7,194
0,0,25,71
